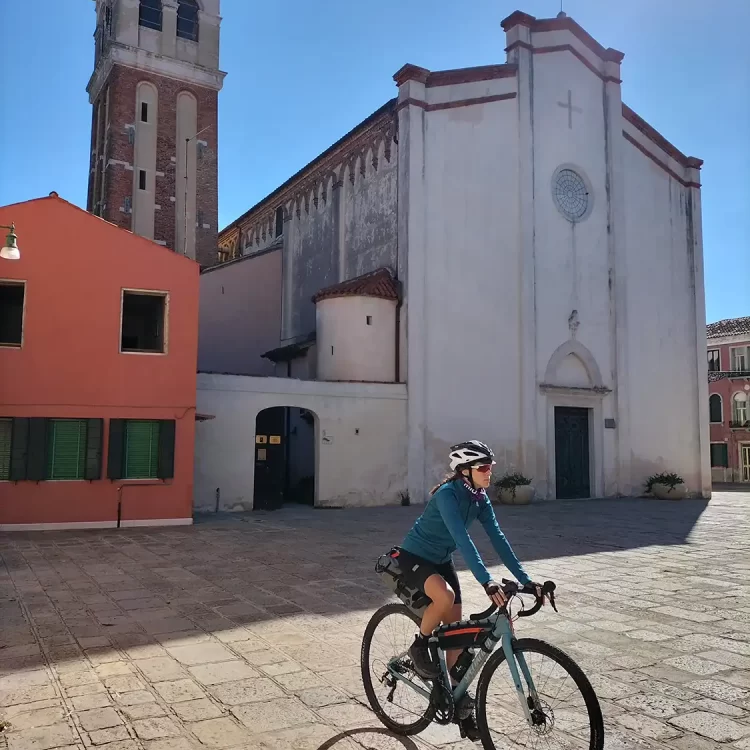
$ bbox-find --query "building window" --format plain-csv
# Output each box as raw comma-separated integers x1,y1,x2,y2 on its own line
710,443,729,468
139,0,162,31
141,102,149,123
0,418,11,480
730,347,749,373
366,316,373,326
732,393,748,426
176,0,199,41
107,419,175,480
709,394,723,424
139,170,147,191
707,349,721,372
0,281,25,347
1,418,103,482
121,291,167,353
47,420,88,480
275,207,284,238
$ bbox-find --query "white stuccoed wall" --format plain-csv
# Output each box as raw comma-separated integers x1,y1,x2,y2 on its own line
398,16,709,501
316,296,397,382
194,374,407,511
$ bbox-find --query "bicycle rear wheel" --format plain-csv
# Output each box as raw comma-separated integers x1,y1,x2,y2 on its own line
476,637,604,750
361,603,436,735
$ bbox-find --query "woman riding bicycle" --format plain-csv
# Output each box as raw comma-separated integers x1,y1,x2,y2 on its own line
394,441,539,739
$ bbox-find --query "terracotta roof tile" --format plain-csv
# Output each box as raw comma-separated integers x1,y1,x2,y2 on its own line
312,268,400,304
706,316,750,339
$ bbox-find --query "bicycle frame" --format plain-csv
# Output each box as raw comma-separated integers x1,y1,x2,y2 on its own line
385,607,539,725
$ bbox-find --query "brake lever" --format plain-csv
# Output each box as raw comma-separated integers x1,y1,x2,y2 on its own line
547,590,558,613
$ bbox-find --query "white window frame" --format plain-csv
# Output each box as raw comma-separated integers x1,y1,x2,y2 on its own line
732,392,748,425
730,346,750,372
119,288,169,356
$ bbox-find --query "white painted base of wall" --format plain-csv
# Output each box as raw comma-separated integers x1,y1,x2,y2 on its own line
0,518,193,532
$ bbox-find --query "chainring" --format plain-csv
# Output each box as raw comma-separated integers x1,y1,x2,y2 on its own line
430,680,455,725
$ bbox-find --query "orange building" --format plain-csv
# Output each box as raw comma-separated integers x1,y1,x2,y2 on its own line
0,194,199,529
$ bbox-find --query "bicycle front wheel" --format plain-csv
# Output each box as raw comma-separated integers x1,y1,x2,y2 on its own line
361,603,436,735
476,637,604,750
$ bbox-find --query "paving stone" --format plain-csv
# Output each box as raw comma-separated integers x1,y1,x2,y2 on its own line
297,687,349,708
663,655,729,676
207,678,285,707
77,708,123,731
121,704,166,721
187,662,258,686
616,693,686,719
2,709,66,731
144,740,199,750
612,712,682,740
70,694,111,711
6,724,77,750
685,679,749,702
102,676,146,693
186,718,250,748
668,711,750,742
0,686,57,708
170,700,223,722
114,691,155,706
153,680,205,703
231,697,316,734
87,726,131,745
250,723,351,750
62,683,105,699
690,698,748,717
315,701,375,728
133,658,186,683
165,644,234,666
132,719,181,741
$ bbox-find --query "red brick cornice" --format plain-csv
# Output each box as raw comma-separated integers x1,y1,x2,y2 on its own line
394,64,517,88
623,105,702,170
505,42,621,84
396,93,517,113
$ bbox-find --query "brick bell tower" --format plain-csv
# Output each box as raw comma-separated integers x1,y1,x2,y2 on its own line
86,0,225,266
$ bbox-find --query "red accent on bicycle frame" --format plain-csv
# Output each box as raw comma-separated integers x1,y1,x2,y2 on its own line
442,627,483,637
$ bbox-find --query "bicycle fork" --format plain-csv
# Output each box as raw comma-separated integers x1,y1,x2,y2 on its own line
501,634,543,726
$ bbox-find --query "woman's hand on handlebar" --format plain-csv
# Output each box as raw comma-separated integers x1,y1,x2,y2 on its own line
483,580,508,608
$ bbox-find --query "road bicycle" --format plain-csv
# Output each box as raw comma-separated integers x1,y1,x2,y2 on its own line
361,549,604,749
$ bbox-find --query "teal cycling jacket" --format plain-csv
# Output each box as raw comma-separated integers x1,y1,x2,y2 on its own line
401,479,531,586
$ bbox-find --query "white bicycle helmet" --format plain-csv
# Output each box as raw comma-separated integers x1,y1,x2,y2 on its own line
449,440,496,472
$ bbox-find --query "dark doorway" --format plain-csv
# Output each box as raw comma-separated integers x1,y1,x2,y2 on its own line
253,407,315,510
554,406,591,499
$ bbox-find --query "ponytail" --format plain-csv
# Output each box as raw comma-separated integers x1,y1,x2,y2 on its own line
429,472,462,495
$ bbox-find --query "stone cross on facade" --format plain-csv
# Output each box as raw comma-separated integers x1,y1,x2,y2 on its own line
558,90,582,129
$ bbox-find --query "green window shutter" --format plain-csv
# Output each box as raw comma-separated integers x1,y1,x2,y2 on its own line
46,420,87,480
0,419,12,481
157,420,176,479
124,420,160,479
84,419,104,480
710,443,729,468
9,418,29,481
26,418,48,481
107,419,126,479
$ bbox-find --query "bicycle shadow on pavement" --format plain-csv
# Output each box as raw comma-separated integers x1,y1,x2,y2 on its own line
316,727,419,749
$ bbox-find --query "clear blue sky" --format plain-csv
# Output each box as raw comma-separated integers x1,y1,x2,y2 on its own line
0,0,747,324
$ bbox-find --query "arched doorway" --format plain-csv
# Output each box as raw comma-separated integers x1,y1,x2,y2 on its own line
253,407,316,510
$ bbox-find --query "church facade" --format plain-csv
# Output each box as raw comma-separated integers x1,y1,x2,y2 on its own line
202,10,710,506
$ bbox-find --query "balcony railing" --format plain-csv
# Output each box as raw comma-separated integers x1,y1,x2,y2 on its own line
708,370,750,382
729,420,750,429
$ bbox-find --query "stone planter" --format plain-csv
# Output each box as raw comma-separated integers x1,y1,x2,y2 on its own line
497,485,535,505
651,483,687,500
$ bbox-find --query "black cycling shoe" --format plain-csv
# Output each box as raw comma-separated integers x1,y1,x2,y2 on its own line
455,691,475,719
457,713,482,742
408,636,440,680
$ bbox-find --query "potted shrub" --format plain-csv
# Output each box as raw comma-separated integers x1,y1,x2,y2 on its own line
646,472,686,500
495,471,534,505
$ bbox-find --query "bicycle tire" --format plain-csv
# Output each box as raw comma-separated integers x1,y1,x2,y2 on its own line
475,637,604,750
361,603,436,735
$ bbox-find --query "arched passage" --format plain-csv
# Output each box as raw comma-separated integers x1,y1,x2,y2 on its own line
253,406,317,510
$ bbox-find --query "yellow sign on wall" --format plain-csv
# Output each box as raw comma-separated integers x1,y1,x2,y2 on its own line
270,435,281,445
256,435,267,444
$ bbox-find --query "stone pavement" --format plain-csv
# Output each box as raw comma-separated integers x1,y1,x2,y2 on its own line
1,491,750,750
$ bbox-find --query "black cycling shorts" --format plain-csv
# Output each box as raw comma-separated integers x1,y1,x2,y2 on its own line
395,548,462,605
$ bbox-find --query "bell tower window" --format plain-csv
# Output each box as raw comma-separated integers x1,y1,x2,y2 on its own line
177,0,199,41
139,0,162,31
